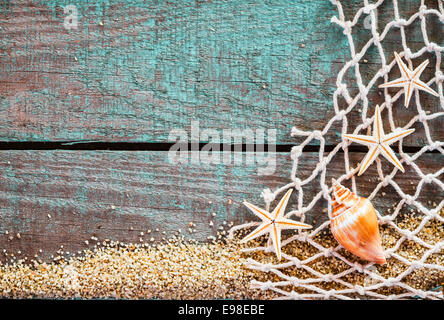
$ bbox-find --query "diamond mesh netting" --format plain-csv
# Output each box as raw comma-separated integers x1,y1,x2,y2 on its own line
230,0,444,299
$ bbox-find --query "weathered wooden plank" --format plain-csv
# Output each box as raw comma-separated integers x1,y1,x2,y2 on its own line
0,150,441,262
0,0,441,145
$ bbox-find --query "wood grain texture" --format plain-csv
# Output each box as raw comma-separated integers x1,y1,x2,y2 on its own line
0,150,442,262
0,0,442,145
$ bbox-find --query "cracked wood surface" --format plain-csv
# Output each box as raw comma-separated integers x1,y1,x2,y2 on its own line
0,1,442,262
0,0,442,145
0,150,442,262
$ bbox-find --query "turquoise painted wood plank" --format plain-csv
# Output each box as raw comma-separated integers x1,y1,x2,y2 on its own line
0,0,441,145
0,150,442,262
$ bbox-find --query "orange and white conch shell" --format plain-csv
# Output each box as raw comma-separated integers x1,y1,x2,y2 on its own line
330,180,386,265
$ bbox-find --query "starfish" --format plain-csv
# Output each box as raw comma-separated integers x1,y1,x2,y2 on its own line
240,189,312,261
343,105,415,176
378,52,439,108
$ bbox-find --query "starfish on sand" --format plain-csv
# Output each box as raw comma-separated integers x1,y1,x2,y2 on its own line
378,52,439,108
343,105,415,176
241,189,312,261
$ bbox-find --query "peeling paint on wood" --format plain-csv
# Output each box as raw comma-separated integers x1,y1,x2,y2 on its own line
0,150,442,262
0,0,441,144
0,0,442,265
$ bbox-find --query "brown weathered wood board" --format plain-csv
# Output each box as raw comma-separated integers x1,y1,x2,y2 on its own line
0,0,442,145
0,150,441,262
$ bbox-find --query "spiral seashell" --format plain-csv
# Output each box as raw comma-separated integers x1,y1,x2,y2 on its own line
330,179,386,265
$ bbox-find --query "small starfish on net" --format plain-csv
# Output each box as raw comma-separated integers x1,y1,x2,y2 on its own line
378,52,439,107
241,189,312,261
343,105,415,176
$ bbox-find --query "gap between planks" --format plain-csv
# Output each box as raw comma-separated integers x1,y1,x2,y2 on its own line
0,142,439,154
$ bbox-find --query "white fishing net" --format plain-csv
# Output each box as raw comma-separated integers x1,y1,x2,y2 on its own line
230,0,444,299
